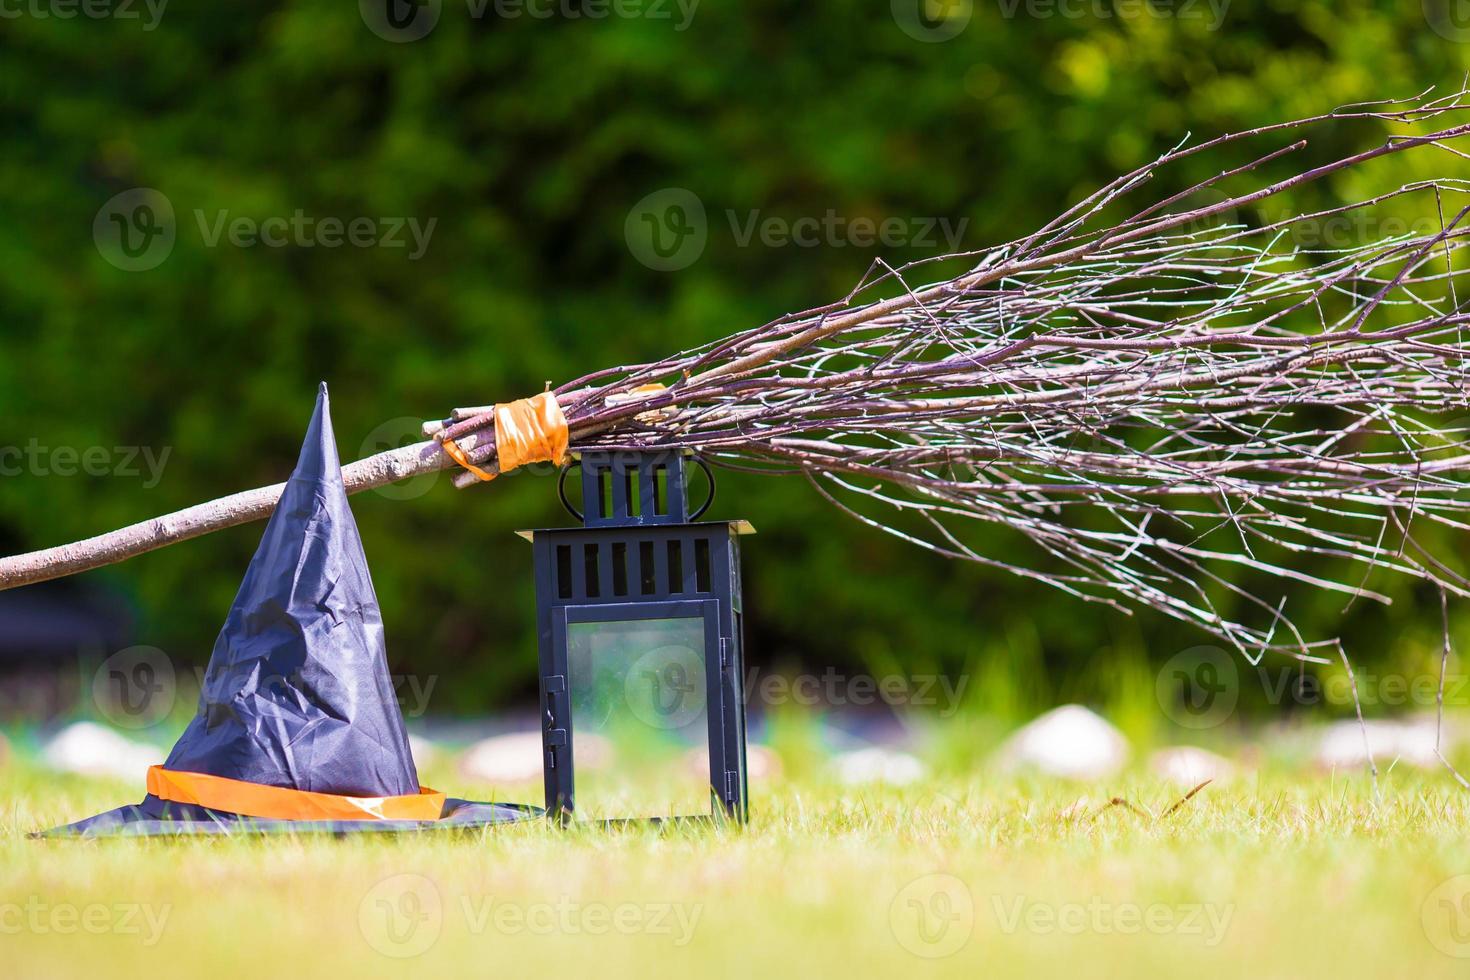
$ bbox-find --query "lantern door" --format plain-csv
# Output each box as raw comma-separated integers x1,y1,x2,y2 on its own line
543,598,737,823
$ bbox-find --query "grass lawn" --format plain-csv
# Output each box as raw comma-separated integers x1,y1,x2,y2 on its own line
7,754,1470,979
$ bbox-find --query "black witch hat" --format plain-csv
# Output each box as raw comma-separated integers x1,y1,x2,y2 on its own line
163,381,419,797
40,385,538,836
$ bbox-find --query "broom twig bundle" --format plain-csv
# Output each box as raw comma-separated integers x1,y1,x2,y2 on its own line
6,88,1470,672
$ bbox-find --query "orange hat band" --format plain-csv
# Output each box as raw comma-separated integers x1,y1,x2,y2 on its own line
146,766,446,822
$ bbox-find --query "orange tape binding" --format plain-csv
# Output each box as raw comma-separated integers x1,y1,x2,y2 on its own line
442,391,569,483
440,435,495,481
147,766,446,822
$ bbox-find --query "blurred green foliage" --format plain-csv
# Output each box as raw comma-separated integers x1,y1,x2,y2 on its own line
2,0,1469,713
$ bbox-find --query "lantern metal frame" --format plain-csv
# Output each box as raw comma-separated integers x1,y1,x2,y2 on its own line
519,449,752,825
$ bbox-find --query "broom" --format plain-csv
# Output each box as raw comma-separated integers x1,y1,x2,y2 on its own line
6,88,1470,671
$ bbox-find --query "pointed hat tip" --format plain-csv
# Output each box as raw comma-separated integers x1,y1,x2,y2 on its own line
288,381,340,483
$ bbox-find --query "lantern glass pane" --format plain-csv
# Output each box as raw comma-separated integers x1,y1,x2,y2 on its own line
567,616,710,820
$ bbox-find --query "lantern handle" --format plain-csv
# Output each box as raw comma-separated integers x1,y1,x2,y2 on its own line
554,454,715,522
556,463,584,522
688,456,716,520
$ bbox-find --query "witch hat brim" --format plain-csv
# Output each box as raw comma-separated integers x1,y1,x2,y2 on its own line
40,385,540,837
37,796,540,838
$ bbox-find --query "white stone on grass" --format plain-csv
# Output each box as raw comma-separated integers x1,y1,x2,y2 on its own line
459,730,613,783
41,721,163,783
996,704,1129,779
1149,746,1234,786
832,746,926,786
1315,719,1440,771
684,744,783,781
407,733,440,770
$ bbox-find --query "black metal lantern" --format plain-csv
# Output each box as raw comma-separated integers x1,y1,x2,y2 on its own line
520,450,752,824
